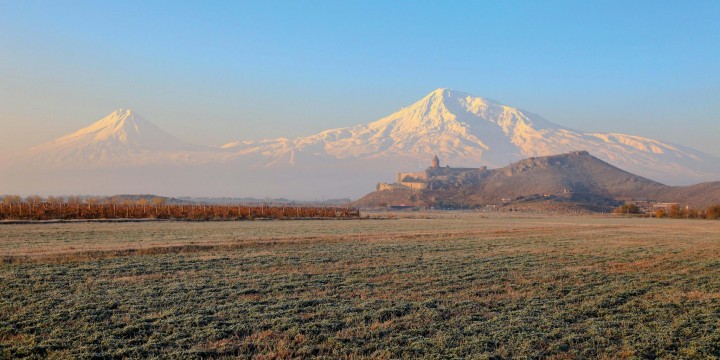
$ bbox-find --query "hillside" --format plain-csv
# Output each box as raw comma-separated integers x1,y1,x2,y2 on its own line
653,182,720,209
356,151,720,210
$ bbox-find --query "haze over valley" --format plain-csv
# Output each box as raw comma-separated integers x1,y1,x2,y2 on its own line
3,89,719,199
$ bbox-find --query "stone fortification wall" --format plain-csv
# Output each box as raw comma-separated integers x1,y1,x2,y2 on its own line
397,171,428,182
377,182,426,191
376,183,395,191
398,182,427,190
427,166,487,177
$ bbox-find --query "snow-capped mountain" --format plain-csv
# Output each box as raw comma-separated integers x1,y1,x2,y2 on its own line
4,89,720,198
224,88,720,185
16,109,219,167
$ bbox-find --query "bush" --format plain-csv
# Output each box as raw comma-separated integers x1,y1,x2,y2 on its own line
668,204,686,219
614,204,641,214
707,205,720,220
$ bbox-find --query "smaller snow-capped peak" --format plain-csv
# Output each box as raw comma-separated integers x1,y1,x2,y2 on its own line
88,108,139,131
58,108,156,144
21,109,209,167
59,108,196,150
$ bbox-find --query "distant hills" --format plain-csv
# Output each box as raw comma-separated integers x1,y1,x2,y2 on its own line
3,89,720,198
356,151,720,210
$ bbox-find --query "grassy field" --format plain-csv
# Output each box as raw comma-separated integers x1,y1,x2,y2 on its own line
1,213,719,358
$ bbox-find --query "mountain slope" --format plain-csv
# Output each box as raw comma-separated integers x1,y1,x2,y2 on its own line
654,182,720,208
224,89,720,185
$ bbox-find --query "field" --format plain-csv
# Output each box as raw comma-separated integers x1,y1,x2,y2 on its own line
1,214,719,358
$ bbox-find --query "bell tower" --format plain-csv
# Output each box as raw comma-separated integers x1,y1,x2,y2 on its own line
431,154,440,168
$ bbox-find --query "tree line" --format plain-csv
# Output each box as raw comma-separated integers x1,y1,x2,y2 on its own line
613,203,720,219
0,195,359,221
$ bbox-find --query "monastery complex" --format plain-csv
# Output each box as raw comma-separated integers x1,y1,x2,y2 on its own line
377,155,487,191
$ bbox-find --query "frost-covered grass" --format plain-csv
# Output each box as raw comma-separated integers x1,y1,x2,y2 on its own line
1,214,719,358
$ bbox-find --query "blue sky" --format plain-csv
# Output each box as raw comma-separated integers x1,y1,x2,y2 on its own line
1,0,719,155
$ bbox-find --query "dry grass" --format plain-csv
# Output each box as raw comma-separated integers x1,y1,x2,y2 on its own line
1,213,719,358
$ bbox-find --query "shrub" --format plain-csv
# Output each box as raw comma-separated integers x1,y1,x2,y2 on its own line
668,204,685,219
614,204,641,214
707,205,720,220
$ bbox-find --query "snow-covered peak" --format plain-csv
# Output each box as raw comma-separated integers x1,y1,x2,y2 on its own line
418,88,502,111
59,108,154,143
64,109,184,147
22,109,207,166
365,88,554,139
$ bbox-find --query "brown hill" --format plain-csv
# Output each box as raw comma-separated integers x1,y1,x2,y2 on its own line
653,182,720,208
356,151,720,210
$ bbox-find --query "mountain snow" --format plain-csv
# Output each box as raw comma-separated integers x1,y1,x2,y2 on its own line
4,89,720,197
224,88,720,184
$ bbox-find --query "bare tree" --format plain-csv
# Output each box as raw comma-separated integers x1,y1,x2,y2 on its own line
2,195,22,204
668,204,683,218
25,195,44,204
47,196,64,204
67,195,82,204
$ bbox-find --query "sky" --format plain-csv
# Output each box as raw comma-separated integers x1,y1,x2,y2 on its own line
1,0,719,156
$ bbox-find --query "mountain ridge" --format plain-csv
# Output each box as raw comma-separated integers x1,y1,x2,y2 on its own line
222,88,720,184
3,88,720,198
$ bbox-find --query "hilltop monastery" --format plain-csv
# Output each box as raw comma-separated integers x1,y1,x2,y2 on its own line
377,155,487,191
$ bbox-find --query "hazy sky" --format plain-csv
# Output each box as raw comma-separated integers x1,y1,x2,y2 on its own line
1,0,719,156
